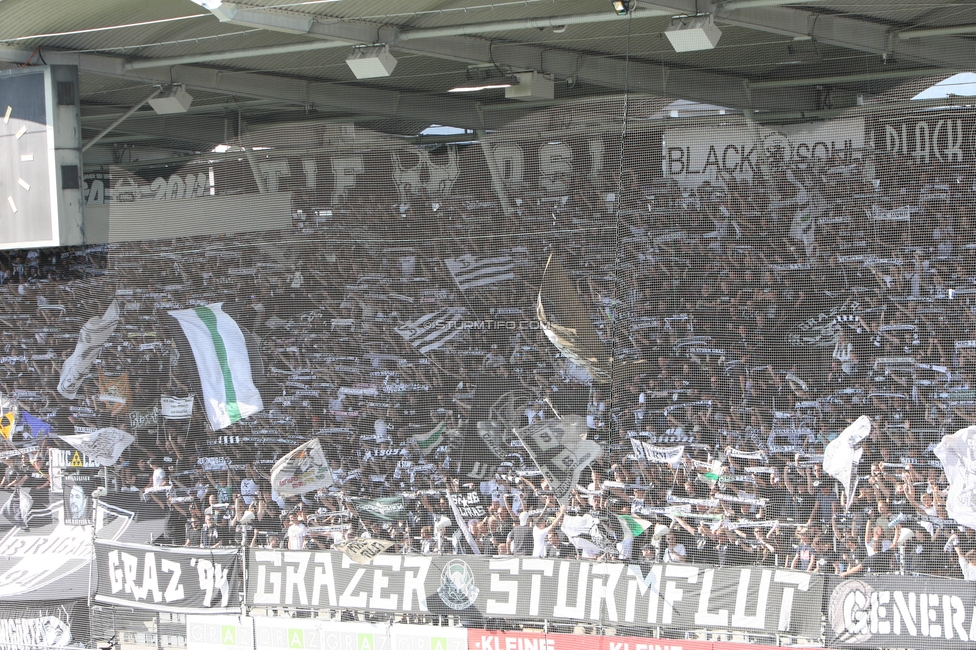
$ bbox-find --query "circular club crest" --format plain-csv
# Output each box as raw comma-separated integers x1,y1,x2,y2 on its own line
437,559,480,610
827,579,875,645
762,132,794,164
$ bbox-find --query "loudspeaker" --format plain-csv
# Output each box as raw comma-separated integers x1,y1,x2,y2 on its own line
148,85,193,114
665,15,722,52
505,72,554,101
346,45,398,79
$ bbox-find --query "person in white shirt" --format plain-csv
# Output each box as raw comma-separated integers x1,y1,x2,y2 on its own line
662,533,687,563
285,514,308,550
532,507,565,558
374,415,389,443
950,534,976,581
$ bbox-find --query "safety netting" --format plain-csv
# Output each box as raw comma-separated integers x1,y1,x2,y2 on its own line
3,78,976,650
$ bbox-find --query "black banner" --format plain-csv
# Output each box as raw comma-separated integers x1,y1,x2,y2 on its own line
868,110,975,167
0,492,165,601
0,601,79,650
246,551,823,637
826,574,976,649
447,490,489,519
94,539,241,614
62,473,96,526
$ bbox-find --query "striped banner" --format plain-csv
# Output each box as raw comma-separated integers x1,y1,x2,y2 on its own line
168,303,263,430
395,310,464,354
445,254,515,290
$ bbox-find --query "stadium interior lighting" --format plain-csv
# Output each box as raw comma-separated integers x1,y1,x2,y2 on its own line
611,0,631,15
448,68,519,93
448,81,515,93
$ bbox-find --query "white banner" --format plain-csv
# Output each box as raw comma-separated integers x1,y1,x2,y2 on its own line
335,538,394,564
161,395,194,419
663,117,864,188
632,438,684,466
187,615,253,650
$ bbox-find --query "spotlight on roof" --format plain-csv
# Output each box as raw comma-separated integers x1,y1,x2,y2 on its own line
611,0,631,15
449,67,517,93
664,14,722,52
345,44,398,80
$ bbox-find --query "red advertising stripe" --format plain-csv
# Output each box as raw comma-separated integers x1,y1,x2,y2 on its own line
467,629,713,650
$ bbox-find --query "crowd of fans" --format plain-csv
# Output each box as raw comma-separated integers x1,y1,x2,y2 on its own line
1,138,976,583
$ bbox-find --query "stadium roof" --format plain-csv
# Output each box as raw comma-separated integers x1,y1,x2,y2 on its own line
1,0,975,162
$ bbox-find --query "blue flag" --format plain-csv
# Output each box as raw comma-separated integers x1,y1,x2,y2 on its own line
19,411,53,440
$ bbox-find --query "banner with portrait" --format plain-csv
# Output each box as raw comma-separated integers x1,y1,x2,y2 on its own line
62,472,97,526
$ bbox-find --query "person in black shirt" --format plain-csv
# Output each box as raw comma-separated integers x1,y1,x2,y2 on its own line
184,517,203,547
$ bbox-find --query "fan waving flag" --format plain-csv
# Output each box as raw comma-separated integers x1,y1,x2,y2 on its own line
822,415,872,505
445,254,515,290
168,303,263,431
270,438,334,496
935,426,976,531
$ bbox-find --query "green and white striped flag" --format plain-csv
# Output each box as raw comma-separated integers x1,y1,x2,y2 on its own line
168,303,263,431
413,421,446,455
616,514,652,544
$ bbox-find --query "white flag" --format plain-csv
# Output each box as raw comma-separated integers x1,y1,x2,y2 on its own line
58,300,120,399
934,426,976,531
513,416,603,507
270,438,334,496
445,255,514,290
168,303,263,430
561,513,615,555
395,310,464,354
822,415,871,504
59,427,134,467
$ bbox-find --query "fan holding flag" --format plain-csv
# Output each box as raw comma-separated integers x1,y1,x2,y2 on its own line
822,415,872,507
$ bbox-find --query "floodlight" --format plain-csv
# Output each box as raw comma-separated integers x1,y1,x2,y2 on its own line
611,1,631,15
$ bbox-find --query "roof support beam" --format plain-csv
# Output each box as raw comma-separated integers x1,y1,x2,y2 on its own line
211,4,824,111
641,0,976,71
0,46,521,132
